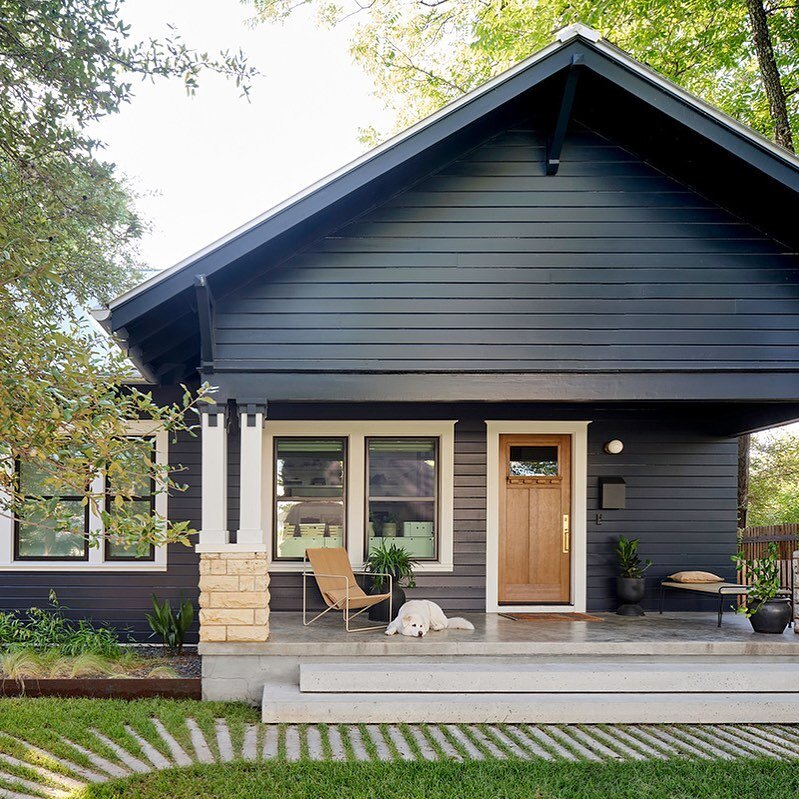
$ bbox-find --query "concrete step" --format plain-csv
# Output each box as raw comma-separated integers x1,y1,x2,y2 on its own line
263,682,799,724
299,661,799,694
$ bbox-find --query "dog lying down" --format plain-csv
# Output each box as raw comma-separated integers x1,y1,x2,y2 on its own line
385,599,475,637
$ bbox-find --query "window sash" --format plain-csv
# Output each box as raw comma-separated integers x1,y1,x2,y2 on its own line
103,437,157,562
364,436,440,562
272,436,348,561
14,461,90,561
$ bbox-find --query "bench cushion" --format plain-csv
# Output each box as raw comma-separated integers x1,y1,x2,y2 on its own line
667,570,724,583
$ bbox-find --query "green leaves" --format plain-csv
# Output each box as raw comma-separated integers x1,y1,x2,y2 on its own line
0,1,252,554
251,0,798,148
748,429,799,526
365,540,417,590
614,535,653,579
732,541,782,615
146,594,194,656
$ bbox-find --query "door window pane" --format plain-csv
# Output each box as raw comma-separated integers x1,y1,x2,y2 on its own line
274,438,345,559
509,445,559,477
366,438,437,560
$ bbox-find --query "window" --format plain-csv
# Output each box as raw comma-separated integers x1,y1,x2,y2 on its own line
15,461,89,561
264,421,454,573
0,422,168,571
104,436,156,561
366,438,438,560
273,437,346,560
508,445,559,477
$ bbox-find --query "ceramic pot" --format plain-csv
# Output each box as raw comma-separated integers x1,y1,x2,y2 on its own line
616,576,646,616
749,597,792,634
382,523,397,538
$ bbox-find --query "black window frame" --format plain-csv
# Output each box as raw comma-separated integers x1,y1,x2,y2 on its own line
13,460,90,562
103,435,157,562
272,436,348,562
364,436,440,562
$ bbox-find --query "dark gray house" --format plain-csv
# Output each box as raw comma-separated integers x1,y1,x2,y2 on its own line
3,24,799,645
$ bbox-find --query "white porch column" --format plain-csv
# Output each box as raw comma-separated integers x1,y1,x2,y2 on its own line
199,407,229,548
197,402,270,647
236,404,267,548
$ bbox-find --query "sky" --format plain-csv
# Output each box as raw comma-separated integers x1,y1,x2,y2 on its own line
92,0,391,274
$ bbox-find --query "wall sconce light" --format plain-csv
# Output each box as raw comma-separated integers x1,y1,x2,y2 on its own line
604,439,624,455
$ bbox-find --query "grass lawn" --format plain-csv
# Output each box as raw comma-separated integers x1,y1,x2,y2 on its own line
81,760,799,799
0,699,796,799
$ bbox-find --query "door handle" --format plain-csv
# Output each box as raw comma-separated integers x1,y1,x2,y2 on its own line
562,514,570,554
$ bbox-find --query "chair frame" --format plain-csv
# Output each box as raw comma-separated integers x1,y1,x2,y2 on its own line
302,553,393,632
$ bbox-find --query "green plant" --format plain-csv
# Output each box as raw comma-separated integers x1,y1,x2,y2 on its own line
0,591,122,656
614,536,653,579
365,541,416,591
146,595,194,655
732,541,783,617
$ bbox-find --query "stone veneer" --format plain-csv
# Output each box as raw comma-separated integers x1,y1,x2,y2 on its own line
198,552,270,642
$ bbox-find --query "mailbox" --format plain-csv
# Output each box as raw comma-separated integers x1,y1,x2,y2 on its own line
599,476,626,509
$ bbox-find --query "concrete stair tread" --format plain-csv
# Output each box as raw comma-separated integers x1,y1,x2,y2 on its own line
264,682,799,724
299,660,799,694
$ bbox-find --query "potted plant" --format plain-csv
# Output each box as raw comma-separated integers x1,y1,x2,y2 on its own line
732,542,791,634
365,541,416,622
615,536,652,616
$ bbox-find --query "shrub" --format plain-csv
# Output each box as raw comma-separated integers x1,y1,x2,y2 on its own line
146,594,194,655
0,591,122,656
615,536,653,579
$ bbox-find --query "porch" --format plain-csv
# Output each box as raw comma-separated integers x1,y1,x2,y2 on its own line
230,610,799,657
199,610,799,723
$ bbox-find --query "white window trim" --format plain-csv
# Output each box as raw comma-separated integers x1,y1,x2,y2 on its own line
485,421,590,613
0,420,168,572
264,420,456,574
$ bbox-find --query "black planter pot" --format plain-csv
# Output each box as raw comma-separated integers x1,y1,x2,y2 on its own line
367,579,406,623
616,577,646,616
749,598,792,634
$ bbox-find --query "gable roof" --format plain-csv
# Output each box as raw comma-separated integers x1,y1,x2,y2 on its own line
98,23,799,384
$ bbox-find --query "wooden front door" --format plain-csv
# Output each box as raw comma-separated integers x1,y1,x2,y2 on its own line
498,434,571,604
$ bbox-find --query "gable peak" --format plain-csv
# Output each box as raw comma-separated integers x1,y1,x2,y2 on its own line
554,23,601,43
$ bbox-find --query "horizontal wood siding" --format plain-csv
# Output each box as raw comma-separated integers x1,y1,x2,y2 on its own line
215,125,799,373
267,403,738,614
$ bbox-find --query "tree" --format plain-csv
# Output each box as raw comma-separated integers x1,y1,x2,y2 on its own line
1,1,256,552
748,428,799,526
252,0,798,149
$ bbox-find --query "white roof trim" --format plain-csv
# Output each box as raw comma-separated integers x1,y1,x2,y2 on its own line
555,23,601,43
108,25,799,312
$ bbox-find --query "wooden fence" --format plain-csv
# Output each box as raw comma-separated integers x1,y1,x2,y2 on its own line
738,524,799,594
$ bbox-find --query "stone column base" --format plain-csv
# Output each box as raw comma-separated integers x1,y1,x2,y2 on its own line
199,552,270,642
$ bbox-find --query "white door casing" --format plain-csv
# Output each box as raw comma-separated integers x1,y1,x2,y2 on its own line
485,421,590,613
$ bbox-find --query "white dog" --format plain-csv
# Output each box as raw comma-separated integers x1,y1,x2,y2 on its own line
385,599,475,637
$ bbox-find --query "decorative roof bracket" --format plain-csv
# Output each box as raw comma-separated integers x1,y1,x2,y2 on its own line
546,53,583,175
194,274,216,374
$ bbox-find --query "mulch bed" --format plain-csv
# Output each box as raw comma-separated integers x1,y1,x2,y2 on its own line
0,649,202,699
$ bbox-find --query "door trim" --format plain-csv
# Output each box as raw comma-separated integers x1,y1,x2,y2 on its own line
486,421,590,613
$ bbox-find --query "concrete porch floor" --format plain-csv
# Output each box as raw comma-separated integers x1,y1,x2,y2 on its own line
200,611,799,657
